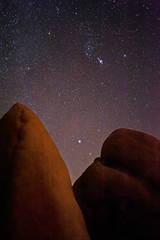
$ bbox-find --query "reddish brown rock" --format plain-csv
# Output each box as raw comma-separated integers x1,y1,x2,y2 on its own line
73,128,160,239
0,103,90,240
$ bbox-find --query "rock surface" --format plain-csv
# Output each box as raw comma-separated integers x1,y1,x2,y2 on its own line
0,103,90,240
73,128,160,239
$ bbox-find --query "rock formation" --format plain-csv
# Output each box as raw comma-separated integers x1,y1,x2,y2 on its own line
0,103,90,240
1,104,160,239
73,128,160,239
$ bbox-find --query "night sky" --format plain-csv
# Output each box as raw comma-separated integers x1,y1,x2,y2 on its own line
0,0,160,182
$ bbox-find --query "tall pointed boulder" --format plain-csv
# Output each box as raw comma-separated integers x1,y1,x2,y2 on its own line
0,103,90,240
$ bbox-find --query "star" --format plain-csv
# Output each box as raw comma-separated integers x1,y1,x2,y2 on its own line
97,57,104,65
78,139,82,144
56,6,60,15
58,88,62,97
26,66,31,71
85,42,94,58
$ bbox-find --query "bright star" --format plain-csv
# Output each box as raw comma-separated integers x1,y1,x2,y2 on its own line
26,66,31,71
78,139,82,144
97,57,103,64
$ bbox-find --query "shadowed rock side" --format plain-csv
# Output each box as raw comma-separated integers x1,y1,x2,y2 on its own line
73,128,160,239
0,103,90,240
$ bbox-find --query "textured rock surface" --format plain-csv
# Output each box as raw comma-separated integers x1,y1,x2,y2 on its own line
0,103,90,240
73,128,160,239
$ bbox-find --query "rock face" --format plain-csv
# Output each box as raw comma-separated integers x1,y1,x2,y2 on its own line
0,103,90,240
1,104,160,239
73,128,160,239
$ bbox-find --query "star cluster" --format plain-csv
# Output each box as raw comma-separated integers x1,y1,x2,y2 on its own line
0,0,160,182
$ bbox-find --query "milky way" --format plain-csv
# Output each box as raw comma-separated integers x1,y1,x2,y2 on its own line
0,0,160,182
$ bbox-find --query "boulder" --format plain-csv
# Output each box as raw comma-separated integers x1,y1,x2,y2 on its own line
73,128,160,239
0,103,90,240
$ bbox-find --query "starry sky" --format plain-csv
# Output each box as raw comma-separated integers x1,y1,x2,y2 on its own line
0,0,160,182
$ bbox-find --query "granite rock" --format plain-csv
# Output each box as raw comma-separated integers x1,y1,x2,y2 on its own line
0,103,90,240
73,128,160,239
